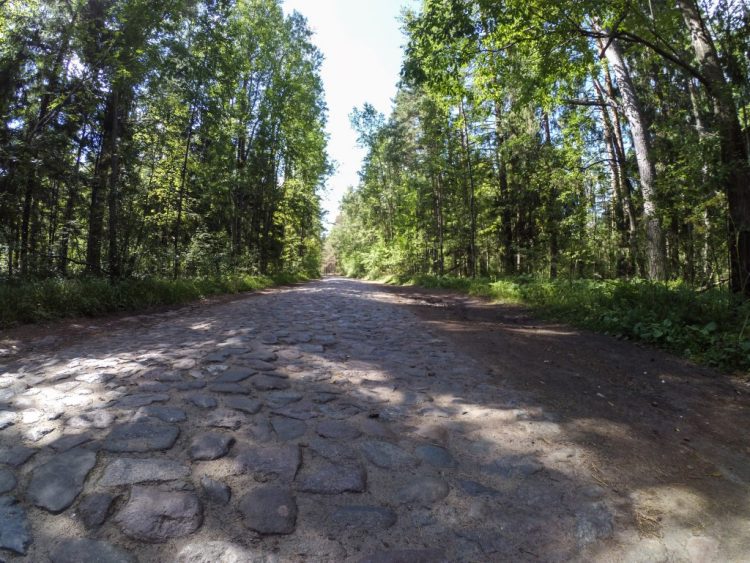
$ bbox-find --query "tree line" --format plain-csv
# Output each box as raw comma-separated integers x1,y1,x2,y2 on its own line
0,0,329,281
330,0,750,294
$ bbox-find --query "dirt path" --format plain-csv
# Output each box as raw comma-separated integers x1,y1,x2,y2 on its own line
0,277,748,562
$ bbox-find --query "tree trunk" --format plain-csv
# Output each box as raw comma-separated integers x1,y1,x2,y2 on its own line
542,112,559,279
676,0,750,294
599,32,667,280
458,97,477,277
173,108,195,279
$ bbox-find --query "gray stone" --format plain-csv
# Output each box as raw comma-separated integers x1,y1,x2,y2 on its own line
99,458,190,486
67,410,115,429
316,419,361,440
0,468,16,494
359,549,447,563
79,492,116,528
239,486,297,535
200,477,231,505
204,351,231,362
103,421,179,452
174,380,206,391
576,502,614,546
252,374,290,391
25,423,56,442
486,456,543,478
49,433,95,452
359,418,397,439
0,496,32,555
116,393,170,408
318,402,361,419
224,396,262,414
456,479,500,497
243,349,277,362
331,505,396,530
265,390,303,407
231,444,300,482
27,448,97,513
216,367,254,383
207,383,251,394
190,433,235,461
307,437,359,461
50,538,134,563
361,440,417,469
296,462,366,494
138,382,171,393
245,360,275,372
203,408,244,429
0,445,36,467
175,541,278,563
0,411,16,430
116,486,202,542
415,444,457,468
134,405,187,423
187,394,217,408
271,403,317,420
399,476,449,506
270,416,307,441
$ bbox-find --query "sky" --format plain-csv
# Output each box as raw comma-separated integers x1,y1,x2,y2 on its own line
281,0,418,230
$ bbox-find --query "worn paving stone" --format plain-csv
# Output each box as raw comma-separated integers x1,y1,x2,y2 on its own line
0,468,16,494
190,432,235,461
175,540,278,563
239,486,297,535
398,476,449,506
0,410,16,430
99,458,190,486
116,393,170,408
203,408,244,429
252,374,291,391
359,418,397,440
79,492,117,528
49,538,135,563
456,479,501,497
0,496,32,555
296,461,366,494
186,394,217,409
415,444,457,468
67,410,116,429
231,444,301,482
359,549,447,563
361,440,417,469
331,505,397,530
245,360,275,372
200,477,231,505
48,433,94,452
102,421,179,452
27,448,97,513
216,367,254,383
224,396,262,414
316,419,361,440
485,456,544,478
270,415,307,441
265,390,304,407
134,405,187,423
271,403,318,420
207,382,251,394
116,486,202,543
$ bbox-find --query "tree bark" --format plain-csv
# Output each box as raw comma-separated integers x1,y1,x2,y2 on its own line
598,31,667,280
676,0,750,294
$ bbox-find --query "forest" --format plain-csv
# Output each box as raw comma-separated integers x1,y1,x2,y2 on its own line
331,0,749,292
0,0,328,284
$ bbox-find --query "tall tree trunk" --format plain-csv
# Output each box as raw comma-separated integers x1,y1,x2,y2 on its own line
59,122,87,275
458,97,477,277
599,32,667,280
677,0,750,294
173,108,195,279
542,112,559,278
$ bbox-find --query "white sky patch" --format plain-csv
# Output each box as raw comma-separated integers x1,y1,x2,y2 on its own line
281,0,418,230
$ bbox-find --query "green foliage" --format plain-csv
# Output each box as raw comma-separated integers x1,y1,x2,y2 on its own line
387,275,750,373
0,272,311,328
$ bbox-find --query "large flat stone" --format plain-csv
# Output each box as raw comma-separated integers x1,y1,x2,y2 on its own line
50,538,134,563
0,496,31,554
79,492,117,528
224,396,262,414
99,458,190,486
190,432,235,461
116,486,202,542
134,405,187,423
103,421,179,452
0,468,16,494
331,505,397,530
216,367,254,383
316,419,361,440
231,444,300,482
0,445,36,467
239,486,297,535
270,416,307,441
398,476,449,506
415,444,457,468
296,462,366,494
27,448,97,513
252,375,290,391
115,393,170,408
360,440,417,469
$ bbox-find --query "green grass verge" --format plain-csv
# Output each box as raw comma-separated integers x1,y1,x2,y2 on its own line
0,272,312,329
383,273,750,374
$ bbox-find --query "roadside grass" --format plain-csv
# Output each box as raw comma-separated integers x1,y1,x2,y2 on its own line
382,273,750,374
0,272,311,329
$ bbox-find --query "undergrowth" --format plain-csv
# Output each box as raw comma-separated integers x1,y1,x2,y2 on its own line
0,272,311,328
383,274,750,374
